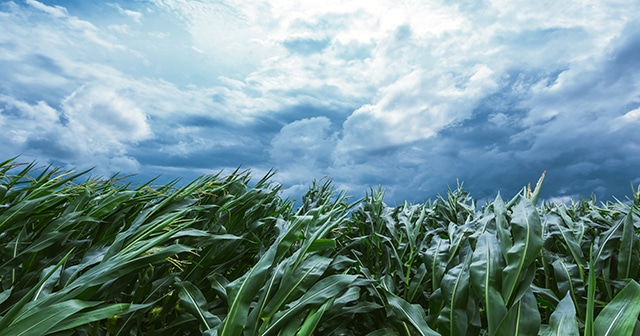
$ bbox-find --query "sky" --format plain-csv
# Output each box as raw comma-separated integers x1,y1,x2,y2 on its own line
1,0,640,205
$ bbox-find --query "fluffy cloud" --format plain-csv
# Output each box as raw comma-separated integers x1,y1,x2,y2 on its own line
335,64,499,163
1,0,639,203
269,117,337,180
0,84,152,173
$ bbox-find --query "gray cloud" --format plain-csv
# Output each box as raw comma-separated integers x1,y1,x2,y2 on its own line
1,0,639,205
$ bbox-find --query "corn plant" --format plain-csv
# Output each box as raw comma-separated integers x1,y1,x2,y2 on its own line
1,158,640,335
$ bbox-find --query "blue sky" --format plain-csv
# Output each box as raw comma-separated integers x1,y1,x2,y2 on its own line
1,0,639,204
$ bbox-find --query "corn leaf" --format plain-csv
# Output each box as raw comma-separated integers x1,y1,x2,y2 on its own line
495,288,540,336
384,291,440,336
176,281,220,331
551,258,585,320
260,255,333,318
493,194,512,261
540,291,579,336
47,302,152,333
218,241,278,336
0,250,72,330
437,255,471,336
618,210,640,279
261,274,359,336
0,287,12,306
585,244,596,336
296,297,335,336
470,232,507,336
425,235,449,291
501,198,542,306
593,280,640,336
2,300,101,336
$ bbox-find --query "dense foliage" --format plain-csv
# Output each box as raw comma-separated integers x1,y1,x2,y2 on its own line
0,157,639,335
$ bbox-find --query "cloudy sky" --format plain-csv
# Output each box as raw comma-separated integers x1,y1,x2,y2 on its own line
1,0,639,204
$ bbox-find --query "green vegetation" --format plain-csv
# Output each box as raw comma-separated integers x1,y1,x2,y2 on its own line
0,157,639,335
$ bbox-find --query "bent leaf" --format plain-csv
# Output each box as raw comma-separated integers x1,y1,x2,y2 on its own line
594,280,640,336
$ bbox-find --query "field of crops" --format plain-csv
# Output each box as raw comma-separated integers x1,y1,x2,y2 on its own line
0,157,639,335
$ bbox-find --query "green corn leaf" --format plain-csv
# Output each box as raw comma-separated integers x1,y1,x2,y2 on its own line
61,188,91,215
261,274,359,336
585,244,596,336
618,210,640,279
308,238,336,252
2,300,101,336
208,274,230,302
592,218,623,275
366,328,401,336
546,210,586,268
87,190,137,219
0,184,7,202
384,291,440,336
446,222,474,266
63,244,192,295
530,284,560,308
296,297,335,336
552,258,585,320
425,235,450,291
47,302,151,333
494,194,513,261
278,313,305,336
245,260,284,336
437,255,471,336
540,292,579,336
470,232,507,335
34,264,62,300
406,263,428,303
501,198,542,306
260,255,333,324
176,281,220,331
219,238,278,336
0,195,62,231
555,205,587,266
0,288,11,306
495,288,540,336
170,229,242,241
0,250,72,330
593,280,640,336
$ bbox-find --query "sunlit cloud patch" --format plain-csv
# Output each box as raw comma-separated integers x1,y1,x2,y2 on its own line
1,0,639,203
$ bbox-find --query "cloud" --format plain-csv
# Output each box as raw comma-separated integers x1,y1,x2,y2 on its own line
25,0,67,18
269,116,338,181
61,85,152,144
0,84,153,174
1,0,640,204
109,3,143,23
334,64,499,164
282,37,331,55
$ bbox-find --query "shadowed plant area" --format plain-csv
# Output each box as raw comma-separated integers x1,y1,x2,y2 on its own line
0,157,639,335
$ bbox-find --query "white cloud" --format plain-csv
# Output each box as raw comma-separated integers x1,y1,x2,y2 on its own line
0,95,60,145
108,155,142,172
61,85,152,144
25,0,67,18
269,117,338,182
149,0,278,79
334,64,499,162
0,84,153,174
2,0,640,202
110,3,143,23
108,24,133,35
619,107,640,122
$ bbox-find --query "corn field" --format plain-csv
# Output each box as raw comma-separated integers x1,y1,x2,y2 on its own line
0,157,639,335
